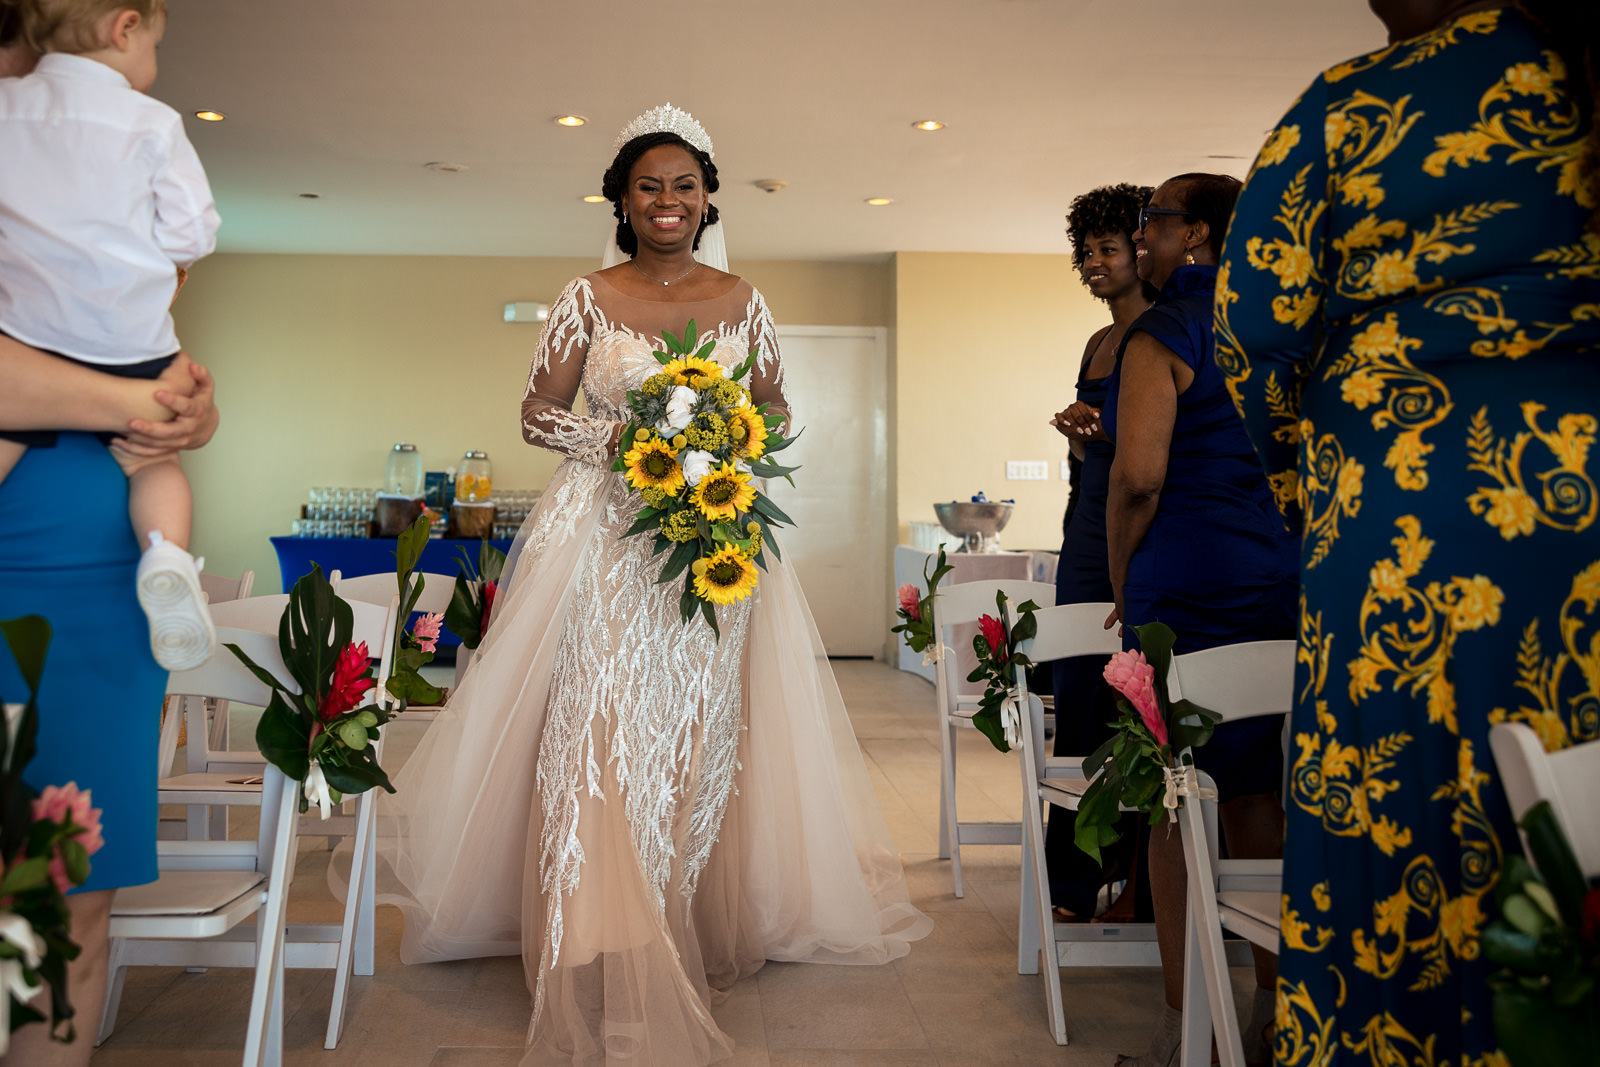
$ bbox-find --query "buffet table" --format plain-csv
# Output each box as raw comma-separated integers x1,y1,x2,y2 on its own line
893,546,1058,684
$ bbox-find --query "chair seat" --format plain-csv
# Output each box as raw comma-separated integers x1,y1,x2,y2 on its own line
1217,891,1279,930
159,771,268,802
112,869,265,930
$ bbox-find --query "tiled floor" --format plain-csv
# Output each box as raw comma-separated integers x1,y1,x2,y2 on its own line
92,660,1241,1066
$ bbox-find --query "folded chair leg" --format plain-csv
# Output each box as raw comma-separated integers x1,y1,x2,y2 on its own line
1180,895,1212,1067
1018,825,1040,975
95,940,128,1047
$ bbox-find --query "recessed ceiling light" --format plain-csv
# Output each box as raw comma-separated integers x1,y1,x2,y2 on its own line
911,120,945,132
555,115,587,127
298,192,320,199
582,195,607,203
865,197,894,206
1206,154,1247,160
194,110,226,122
423,161,469,173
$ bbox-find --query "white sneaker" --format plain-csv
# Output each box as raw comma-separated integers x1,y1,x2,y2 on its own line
136,533,216,671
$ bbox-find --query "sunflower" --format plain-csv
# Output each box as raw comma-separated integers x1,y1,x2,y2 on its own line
662,355,723,387
623,438,685,495
690,462,756,522
726,404,768,460
694,544,759,604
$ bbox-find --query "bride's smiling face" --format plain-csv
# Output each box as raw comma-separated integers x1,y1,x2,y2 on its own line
627,145,708,258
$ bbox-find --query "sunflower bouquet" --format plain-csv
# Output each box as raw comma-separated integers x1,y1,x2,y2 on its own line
613,320,798,636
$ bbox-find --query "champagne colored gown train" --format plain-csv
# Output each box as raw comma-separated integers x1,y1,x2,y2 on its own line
357,273,931,1065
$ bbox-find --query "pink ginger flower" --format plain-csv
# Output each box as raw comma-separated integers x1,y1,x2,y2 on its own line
897,583,921,621
1104,650,1166,747
32,782,104,893
412,611,444,654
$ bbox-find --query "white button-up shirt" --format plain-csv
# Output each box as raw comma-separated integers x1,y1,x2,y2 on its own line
0,53,219,364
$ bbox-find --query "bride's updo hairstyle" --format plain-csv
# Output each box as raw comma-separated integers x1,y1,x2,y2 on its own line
603,131,721,257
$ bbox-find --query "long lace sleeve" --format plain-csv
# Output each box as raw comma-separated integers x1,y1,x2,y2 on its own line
744,287,791,430
1215,76,1332,536
521,279,620,467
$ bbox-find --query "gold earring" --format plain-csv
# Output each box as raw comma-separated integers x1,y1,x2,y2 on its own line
623,212,629,225
1185,251,1196,266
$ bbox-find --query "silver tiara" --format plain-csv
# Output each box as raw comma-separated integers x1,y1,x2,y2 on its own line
611,103,714,159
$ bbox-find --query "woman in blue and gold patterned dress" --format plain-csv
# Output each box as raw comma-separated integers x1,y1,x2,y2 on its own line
1216,2,1599,1064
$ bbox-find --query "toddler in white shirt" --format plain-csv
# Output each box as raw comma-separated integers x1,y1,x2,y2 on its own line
0,0,220,671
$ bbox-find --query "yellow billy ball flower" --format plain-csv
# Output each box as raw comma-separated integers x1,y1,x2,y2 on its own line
690,462,756,522
662,355,723,387
662,510,698,542
727,405,768,460
623,438,685,495
694,544,759,604
691,558,709,577
635,427,651,441
672,434,688,450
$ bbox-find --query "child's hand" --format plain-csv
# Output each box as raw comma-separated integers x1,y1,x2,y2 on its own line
116,354,219,455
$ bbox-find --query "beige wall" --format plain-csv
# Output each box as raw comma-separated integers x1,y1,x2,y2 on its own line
892,251,1107,553
172,254,891,593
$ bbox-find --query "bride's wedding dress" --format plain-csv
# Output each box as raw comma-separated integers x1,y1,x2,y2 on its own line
363,272,931,1064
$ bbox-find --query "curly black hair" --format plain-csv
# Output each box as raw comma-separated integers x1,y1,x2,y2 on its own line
1064,183,1152,270
601,132,721,258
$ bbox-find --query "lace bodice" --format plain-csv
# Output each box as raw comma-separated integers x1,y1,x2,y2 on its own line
521,274,788,466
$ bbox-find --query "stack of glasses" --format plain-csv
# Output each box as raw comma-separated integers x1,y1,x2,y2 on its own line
492,489,541,540
291,487,380,538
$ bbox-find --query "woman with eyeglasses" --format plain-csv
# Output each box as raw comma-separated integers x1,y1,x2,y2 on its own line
1044,183,1154,925
1103,173,1299,1067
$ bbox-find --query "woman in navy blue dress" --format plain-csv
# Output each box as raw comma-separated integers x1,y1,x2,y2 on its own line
1102,173,1299,1067
1045,183,1152,921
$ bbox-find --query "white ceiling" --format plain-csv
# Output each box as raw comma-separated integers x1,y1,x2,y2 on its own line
153,0,1384,260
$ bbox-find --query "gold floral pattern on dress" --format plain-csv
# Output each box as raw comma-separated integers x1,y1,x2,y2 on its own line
1333,201,1517,302
1349,740,1500,990
1391,9,1501,69
1285,893,1337,953
1300,420,1365,568
1276,977,1341,1067
1422,50,1591,208
1242,164,1328,329
1534,232,1600,279
1424,286,1576,359
1348,518,1505,734
1326,91,1422,211
1466,403,1597,538
1322,314,1453,490
1487,562,1600,747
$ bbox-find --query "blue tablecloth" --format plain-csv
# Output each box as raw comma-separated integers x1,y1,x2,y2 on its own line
270,537,512,648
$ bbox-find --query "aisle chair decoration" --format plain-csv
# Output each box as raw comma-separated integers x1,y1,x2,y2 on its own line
1484,799,1600,1065
225,567,396,818
1074,621,1221,863
612,319,801,637
444,535,506,652
0,616,104,1050
384,514,446,710
892,547,954,662
966,589,1041,753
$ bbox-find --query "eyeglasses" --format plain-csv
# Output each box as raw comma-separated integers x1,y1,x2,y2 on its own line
1138,207,1189,232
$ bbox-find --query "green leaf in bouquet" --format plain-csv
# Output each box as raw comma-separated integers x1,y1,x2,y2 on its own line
1168,699,1221,754
700,598,721,638
658,540,699,585
662,325,684,352
749,509,781,561
0,614,49,695
731,349,758,382
622,506,665,539
1082,732,1119,780
695,338,716,360
654,349,675,366
1131,621,1178,707
59,837,89,887
1012,600,1040,644
1073,775,1125,864
0,854,50,896
281,565,352,706
969,706,1010,753
255,691,312,782
445,571,484,650
478,539,507,584
395,514,431,586
679,584,698,624
1502,894,1553,937
223,642,296,703
1493,984,1600,1067
762,423,798,451
1519,801,1589,927
321,749,396,798
1483,924,1552,973
387,670,444,707
752,494,794,527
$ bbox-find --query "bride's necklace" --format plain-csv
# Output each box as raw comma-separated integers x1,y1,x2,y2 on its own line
632,258,701,287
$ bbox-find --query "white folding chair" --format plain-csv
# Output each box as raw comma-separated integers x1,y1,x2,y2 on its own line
1490,723,1600,878
333,569,455,721
1008,600,1163,1046
1171,639,1297,1067
196,569,255,754
932,578,1055,897
148,592,396,1050
100,629,302,1065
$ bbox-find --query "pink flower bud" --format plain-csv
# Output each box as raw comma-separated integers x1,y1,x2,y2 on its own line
1103,650,1165,747
897,583,921,621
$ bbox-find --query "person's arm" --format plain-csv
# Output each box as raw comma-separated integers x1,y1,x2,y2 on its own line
1052,329,1111,460
520,279,622,465
115,355,219,455
151,118,220,269
1105,331,1190,626
1215,75,1331,534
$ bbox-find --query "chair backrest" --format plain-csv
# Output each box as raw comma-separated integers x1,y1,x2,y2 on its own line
1490,724,1600,880
169,626,297,704
199,569,255,605
1166,640,1297,724
334,571,455,616
1009,601,1121,765
931,579,1056,708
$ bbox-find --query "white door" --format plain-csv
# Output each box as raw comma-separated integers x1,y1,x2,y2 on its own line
765,326,888,657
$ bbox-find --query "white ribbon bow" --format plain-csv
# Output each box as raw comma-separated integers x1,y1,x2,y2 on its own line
0,911,45,1055
999,687,1025,749
1161,763,1218,821
921,643,954,667
303,760,334,820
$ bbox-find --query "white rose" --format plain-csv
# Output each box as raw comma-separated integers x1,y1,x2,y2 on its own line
681,450,716,486
656,386,698,437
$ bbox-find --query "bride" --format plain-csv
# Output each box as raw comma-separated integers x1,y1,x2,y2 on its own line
364,104,931,1064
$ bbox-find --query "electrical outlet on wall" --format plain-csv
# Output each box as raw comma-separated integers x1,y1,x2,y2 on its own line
1060,460,1071,480
1005,460,1049,481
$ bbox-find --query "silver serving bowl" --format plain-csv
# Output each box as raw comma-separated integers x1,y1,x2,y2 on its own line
933,500,1014,553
